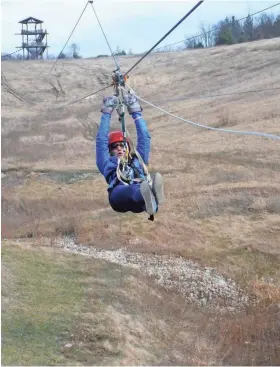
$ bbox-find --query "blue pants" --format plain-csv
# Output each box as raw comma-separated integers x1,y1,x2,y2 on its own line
109,183,146,213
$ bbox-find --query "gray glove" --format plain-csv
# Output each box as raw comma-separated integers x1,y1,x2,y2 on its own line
101,96,118,114
123,94,142,114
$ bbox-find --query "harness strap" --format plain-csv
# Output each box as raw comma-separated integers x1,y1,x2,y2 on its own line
116,149,152,186
115,123,152,186
116,153,150,186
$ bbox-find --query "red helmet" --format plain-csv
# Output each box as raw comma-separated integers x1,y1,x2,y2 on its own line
108,131,132,150
108,131,124,145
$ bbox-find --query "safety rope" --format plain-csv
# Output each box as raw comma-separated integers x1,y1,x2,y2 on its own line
89,2,120,70
89,0,138,185
115,90,137,185
124,86,280,141
112,82,152,187
48,0,90,78
116,137,152,187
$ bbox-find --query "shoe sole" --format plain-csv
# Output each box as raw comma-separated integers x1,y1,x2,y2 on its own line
140,181,156,215
152,173,165,205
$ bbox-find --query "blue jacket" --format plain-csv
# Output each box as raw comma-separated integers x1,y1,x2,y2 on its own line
96,112,151,191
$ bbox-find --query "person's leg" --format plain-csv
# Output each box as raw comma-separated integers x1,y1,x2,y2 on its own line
109,184,145,213
140,181,158,215
151,172,165,205
109,183,158,214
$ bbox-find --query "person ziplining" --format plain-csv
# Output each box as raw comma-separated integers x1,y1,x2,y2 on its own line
92,1,204,220
96,93,164,221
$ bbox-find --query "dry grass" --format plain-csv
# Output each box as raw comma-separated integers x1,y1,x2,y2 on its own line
2,38,280,365
215,305,280,365
1,241,218,365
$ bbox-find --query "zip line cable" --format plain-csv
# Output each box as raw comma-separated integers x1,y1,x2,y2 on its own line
155,87,280,103
124,0,204,77
49,0,121,109
1,49,23,59
1,71,32,104
48,0,280,109
2,0,280,146
59,84,112,108
124,87,280,141
89,2,120,70
59,85,280,109
150,2,280,52
48,0,90,78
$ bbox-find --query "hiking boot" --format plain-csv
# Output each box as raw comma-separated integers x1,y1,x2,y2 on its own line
140,181,157,215
152,172,165,205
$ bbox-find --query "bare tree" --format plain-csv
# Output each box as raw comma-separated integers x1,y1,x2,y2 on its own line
47,54,57,60
199,23,215,47
70,43,81,59
274,14,280,36
254,13,275,39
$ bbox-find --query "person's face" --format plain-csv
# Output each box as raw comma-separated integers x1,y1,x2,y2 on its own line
110,141,126,158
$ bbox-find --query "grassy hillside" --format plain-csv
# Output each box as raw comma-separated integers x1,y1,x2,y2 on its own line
2,38,280,364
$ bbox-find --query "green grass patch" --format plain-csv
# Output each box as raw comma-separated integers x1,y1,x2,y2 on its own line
2,241,200,366
1,243,87,366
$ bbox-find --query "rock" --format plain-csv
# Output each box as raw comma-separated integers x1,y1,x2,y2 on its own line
57,236,249,313
201,298,207,307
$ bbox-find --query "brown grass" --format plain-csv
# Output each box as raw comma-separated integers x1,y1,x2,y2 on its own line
215,305,280,365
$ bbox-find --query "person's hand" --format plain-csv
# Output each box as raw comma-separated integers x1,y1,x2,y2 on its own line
123,94,142,114
101,96,118,114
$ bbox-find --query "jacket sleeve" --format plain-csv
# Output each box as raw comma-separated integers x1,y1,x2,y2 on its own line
132,112,151,165
96,112,111,175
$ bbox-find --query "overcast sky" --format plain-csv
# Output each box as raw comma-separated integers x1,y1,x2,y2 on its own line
1,0,280,57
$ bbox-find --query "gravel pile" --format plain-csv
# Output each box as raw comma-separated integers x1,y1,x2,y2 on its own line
55,236,248,312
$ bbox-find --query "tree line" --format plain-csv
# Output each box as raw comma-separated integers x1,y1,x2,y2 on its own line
186,11,280,49
2,43,132,60
2,10,280,59
1,43,82,60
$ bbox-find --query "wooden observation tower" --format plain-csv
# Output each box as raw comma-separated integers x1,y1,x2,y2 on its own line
16,17,49,59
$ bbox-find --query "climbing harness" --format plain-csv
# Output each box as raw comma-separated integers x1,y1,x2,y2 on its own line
111,69,131,182
112,70,152,183
111,69,140,182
